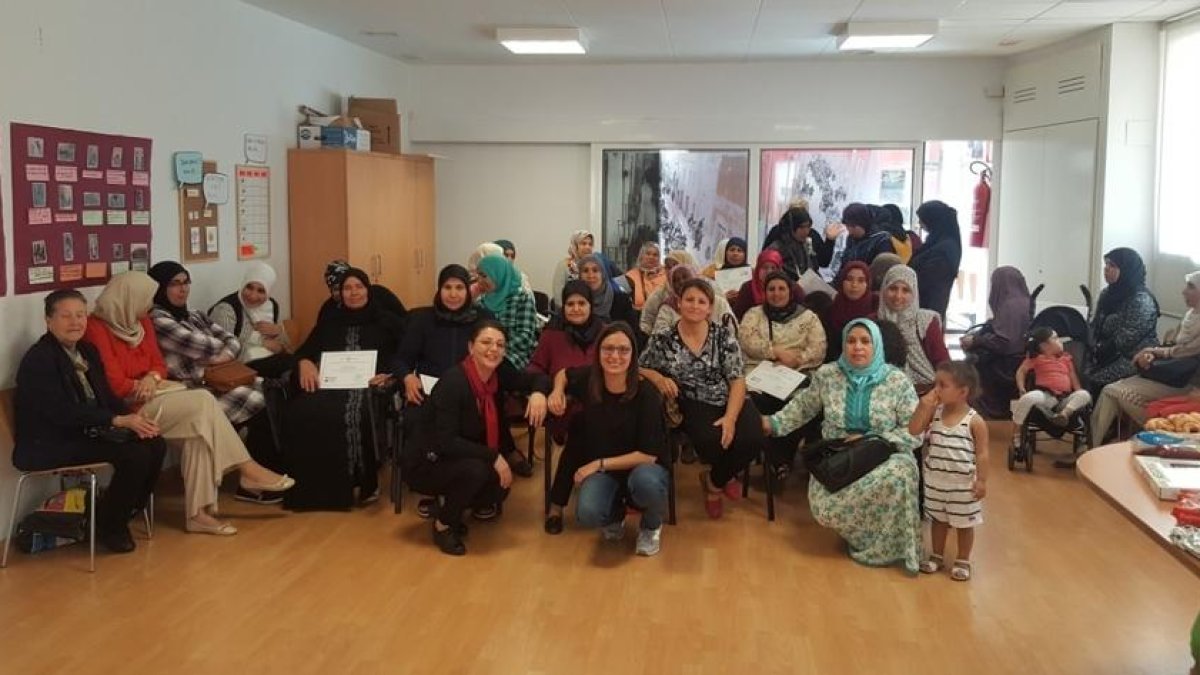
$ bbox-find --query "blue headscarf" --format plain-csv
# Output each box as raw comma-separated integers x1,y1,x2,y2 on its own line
477,255,522,314
837,318,889,433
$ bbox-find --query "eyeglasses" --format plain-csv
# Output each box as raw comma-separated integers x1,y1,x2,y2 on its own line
600,345,633,356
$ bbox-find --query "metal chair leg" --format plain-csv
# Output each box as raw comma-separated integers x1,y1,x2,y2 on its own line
2,473,29,568
143,493,154,539
87,472,97,573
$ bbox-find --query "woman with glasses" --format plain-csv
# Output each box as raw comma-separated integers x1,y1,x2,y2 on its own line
405,320,549,555
545,322,669,556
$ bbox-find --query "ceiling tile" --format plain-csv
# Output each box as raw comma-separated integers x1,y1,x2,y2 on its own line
948,1,1059,21
1037,1,1160,20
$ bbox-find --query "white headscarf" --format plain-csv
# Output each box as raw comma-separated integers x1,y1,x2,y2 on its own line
468,242,504,273
876,265,938,386
239,262,277,324
710,238,731,271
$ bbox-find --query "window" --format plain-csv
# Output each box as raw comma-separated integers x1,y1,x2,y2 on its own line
1159,16,1200,262
601,149,749,271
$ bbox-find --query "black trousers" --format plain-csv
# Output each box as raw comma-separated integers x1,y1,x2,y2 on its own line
15,437,166,534
405,457,508,528
678,397,763,487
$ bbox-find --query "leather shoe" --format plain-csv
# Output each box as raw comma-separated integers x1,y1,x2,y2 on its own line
432,522,465,556
99,527,136,554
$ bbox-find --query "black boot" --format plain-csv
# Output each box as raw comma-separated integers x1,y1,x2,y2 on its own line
98,525,136,554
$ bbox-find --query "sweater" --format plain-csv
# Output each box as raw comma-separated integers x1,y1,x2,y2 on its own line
392,306,494,379
526,327,597,378
83,317,169,403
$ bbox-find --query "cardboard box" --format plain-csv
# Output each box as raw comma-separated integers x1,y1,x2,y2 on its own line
321,126,371,152
348,97,400,154
297,125,322,149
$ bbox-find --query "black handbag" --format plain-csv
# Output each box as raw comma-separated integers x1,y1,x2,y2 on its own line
802,436,895,493
84,425,138,444
1141,356,1200,388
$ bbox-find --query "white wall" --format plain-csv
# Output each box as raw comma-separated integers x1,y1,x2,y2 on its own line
410,59,1006,144
0,0,411,523
412,58,1007,289
417,143,591,294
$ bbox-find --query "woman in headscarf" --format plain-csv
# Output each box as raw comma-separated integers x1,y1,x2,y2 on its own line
664,249,698,271
869,253,904,293
701,237,749,277
732,249,784,320
738,272,827,481
317,259,407,325
147,261,264,422
1085,247,1160,395
881,203,921,263
405,320,549,555
495,239,517,261
477,255,541,372
394,264,493,407
764,318,922,574
470,241,532,296
826,261,878,362
551,230,598,301
528,280,605,450
208,261,292,377
639,250,725,335
835,202,895,271
962,266,1031,418
282,267,405,510
623,241,666,311
767,206,830,282
908,200,963,320
84,272,293,535
875,265,951,392
1091,269,1198,442
578,254,638,328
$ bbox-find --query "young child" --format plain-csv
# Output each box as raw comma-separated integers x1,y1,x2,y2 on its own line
909,361,990,581
1011,328,1093,449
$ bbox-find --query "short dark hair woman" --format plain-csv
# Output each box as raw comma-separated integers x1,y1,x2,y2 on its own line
14,290,167,553
406,320,550,555
544,323,669,556
639,278,763,519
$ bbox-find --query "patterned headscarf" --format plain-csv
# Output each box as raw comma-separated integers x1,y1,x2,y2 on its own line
876,265,937,385
324,259,351,293
837,318,890,433
568,230,594,260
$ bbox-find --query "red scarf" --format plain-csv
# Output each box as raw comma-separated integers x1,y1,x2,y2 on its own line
750,249,785,305
461,356,500,450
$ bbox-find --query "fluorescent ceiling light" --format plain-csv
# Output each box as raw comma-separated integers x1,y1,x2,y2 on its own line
497,27,586,55
837,21,937,51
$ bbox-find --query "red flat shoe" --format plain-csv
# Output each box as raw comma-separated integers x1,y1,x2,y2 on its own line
722,478,743,501
699,471,724,519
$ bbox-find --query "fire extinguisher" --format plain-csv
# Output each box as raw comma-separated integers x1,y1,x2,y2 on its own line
970,162,992,249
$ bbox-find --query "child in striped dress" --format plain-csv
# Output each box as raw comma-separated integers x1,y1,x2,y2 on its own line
909,361,990,581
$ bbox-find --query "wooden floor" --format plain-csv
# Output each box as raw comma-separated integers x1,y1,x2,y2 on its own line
0,421,1196,674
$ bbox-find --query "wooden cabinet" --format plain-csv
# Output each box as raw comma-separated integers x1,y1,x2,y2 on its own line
287,149,436,341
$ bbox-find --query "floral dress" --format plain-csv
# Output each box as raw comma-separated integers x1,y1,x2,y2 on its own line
769,363,922,573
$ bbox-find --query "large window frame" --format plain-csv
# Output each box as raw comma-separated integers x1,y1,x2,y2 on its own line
1156,14,1200,263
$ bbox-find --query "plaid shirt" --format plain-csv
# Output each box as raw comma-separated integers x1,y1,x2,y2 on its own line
150,308,263,425
488,291,541,371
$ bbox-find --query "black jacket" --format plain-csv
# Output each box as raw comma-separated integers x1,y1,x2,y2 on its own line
909,238,962,319
407,363,549,467
14,334,129,469
391,306,494,379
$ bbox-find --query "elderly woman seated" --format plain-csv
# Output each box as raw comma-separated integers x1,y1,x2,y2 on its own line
763,318,923,574
14,290,167,553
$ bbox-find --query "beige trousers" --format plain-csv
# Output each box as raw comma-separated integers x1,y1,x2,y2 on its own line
141,388,251,518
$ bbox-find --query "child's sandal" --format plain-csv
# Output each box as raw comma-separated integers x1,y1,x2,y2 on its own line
919,554,944,574
950,559,972,581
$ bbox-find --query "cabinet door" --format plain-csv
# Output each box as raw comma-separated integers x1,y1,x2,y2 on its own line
346,154,395,283
412,158,437,302
380,158,419,307
1038,119,1097,306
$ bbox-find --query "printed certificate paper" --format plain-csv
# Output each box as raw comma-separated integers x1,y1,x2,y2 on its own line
319,350,378,390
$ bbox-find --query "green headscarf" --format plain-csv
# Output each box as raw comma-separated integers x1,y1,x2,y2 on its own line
478,255,522,314
837,318,890,433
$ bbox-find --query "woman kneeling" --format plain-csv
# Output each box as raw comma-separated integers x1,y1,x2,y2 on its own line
546,323,669,555
764,319,923,573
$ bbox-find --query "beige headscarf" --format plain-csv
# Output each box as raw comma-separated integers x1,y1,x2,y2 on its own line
92,271,158,346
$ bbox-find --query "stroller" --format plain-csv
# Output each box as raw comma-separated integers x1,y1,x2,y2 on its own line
1009,284,1095,471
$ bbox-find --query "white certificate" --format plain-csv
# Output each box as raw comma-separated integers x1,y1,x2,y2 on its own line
715,266,753,294
746,361,807,401
798,269,837,299
420,374,440,394
318,350,378,390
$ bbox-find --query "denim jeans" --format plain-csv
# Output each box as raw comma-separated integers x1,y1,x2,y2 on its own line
575,463,669,530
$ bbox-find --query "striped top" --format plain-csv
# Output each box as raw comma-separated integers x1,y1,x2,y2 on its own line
924,406,977,479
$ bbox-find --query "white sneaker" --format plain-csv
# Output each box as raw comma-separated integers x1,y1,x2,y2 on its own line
600,519,626,542
635,526,662,556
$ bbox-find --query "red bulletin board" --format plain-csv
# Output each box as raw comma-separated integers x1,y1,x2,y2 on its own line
9,123,153,295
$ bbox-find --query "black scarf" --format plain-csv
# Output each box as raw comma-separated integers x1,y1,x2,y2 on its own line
148,260,191,321
762,271,806,323
551,280,604,349
433,264,479,325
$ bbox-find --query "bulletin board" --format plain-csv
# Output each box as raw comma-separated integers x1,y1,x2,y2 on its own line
9,123,152,295
178,160,220,262
235,164,271,260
